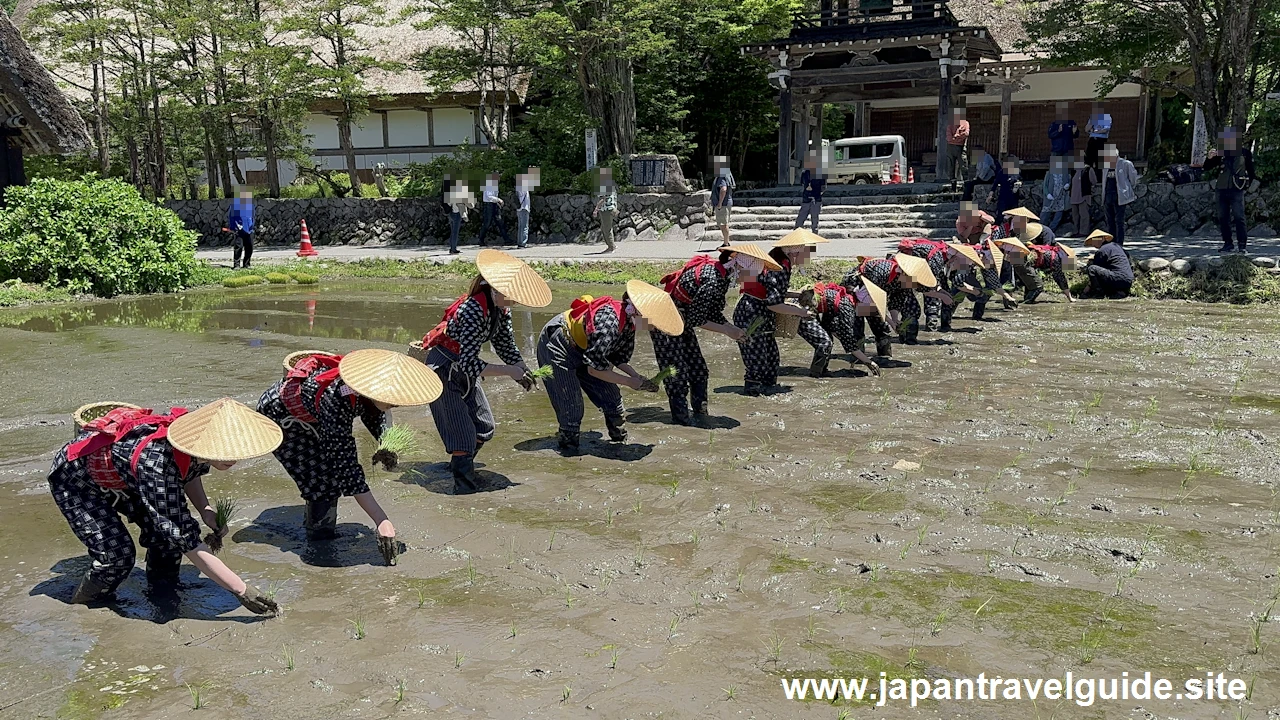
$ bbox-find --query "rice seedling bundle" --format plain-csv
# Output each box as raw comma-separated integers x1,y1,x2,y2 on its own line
377,425,420,456
266,272,292,284
530,365,555,380
204,498,238,553
222,275,264,288
291,273,319,284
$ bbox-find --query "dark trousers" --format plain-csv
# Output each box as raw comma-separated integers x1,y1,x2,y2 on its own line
233,230,254,268
1104,200,1125,245
651,326,708,421
426,347,496,456
1085,137,1106,169
1217,189,1247,250
962,179,990,202
1086,265,1132,298
448,211,462,252
478,203,511,246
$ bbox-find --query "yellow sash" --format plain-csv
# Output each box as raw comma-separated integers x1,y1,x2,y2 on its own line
562,295,595,349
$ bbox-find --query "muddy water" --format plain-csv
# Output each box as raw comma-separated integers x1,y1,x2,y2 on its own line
1,282,1279,719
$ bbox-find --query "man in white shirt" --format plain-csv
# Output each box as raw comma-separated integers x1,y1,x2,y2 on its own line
478,172,512,246
515,167,539,249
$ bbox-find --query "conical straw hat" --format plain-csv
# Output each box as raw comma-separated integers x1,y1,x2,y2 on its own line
861,278,889,318
1084,229,1114,248
168,398,283,462
992,235,1029,253
893,253,938,288
626,279,684,336
946,241,985,268
1054,242,1078,259
339,348,444,407
774,228,829,247
988,239,1004,276
1003,207,1039,221
726,243,783,271
476,249,552,308
1017,222,1046,244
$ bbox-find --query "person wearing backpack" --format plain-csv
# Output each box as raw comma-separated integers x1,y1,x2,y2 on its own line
1206,127,1256,254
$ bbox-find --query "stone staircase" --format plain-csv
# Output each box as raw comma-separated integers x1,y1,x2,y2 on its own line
706,182,961,243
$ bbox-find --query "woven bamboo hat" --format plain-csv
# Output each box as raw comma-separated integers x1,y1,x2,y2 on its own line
339,349,443,407
946,241,985,268
862,278,889,318
893,253,938,288
992,235,1030,253
1055,242,1078,259
625,279,684,336
987,239,1005,276
726,243,783,271
1017,222,1046,244
774,228,829,247
1004,207,1040,221
476,249,552,308
168,398,283,462
1084,229,1114,248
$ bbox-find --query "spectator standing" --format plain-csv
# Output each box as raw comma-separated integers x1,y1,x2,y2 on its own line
964,145,997,202
1041,156,1070,233
592,167,618,253
988,158,1023,221
1099,144,1138,245
516,167,540,250
1204,127,1255,254
1084,102,1112,169
477,172,512,246
794,153,826,233
711,157,733,245
445,176,475,255
945,107,970,189
1047,102,1078,165
228,189,255,269
1068,151,1097,237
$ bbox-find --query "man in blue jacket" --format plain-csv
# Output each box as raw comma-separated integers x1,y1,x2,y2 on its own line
228,189,256,269
794,153,826,233
1047,102,1078,165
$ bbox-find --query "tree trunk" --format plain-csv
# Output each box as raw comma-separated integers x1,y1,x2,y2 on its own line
338,103,363,197
203,127,218,199
262,102,281,197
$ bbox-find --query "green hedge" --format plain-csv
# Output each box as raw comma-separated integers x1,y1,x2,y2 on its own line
0,178,200,297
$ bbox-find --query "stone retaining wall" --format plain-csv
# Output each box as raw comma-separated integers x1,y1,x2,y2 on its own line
166,192,711,247
1021,182,1278,238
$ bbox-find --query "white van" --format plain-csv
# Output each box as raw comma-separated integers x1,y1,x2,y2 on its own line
824,135,908,184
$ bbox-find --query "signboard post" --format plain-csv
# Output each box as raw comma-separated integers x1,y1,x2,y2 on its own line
585,129,598,171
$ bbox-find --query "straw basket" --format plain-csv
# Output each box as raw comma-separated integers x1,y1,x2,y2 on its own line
775,312,801,339
72,402,141,437
407,340,429,364
282,351,335,378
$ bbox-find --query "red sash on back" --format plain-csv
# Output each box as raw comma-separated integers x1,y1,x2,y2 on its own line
66,407,191,490
570,295,627,335
660,256,726,305
423,292,490,356
813,282,850,313
281,353,344,423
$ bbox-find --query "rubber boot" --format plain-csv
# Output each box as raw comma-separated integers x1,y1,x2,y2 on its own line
876,338,893,358
144,549,182,587
605,416,627,442
809,353,831,378
450,454,483,495
693,401,709,417
690,382,710,418
71,573,113,604
743,382,763,397
972,302,986,321
557,430,580,454
304,498,338,540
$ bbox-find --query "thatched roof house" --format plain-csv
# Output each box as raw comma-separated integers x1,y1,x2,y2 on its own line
0,9,90,154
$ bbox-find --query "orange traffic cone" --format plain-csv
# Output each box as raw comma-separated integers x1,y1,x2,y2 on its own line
907,166,915,183
891,161,902,184
296,219,319,257
306,299,316,330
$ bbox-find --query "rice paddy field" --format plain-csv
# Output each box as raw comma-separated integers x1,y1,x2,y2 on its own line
0,279,1278,719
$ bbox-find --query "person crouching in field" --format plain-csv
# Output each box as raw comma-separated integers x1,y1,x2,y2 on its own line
796,280,887,377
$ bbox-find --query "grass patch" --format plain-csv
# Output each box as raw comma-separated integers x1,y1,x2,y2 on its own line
265,272,292,284
1133,255,1280,304
221,274,264,288
810,482,907,515
0,280,75,307
768,552,814,574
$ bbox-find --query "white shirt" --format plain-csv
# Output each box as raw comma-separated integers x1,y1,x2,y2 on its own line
516,187,530,212
483,184,500,204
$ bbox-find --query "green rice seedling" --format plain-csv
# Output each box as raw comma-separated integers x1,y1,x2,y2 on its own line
930,610,947,637
204,498,238,553
561,685,572,703
186,682,207,709
898,543,913,561
290,272,319,284
564,585,575,608
1248,617,1263,655
632,499,643,515
547,530,556,551
467,558,477,586
633,543,646,569
394,679,406,704
530,365,555,380
1144,396,1158,420
669,613,681,637
601,572,614,590
905,643,923,671
973,596,993,620
690,529,700,548
565,488,573,502
741,316,768,339
348,613,366,640
1080,456,1094,478
747,496,758,513
609,646,620,669
1078,630,1100,664
690,590,702,613
282,645,295,671
605,507,615,526
1068,407,1080,425
724,685,738,700
668,479,680,497
221,274,264,288
835,589,848,614
806,612,818,642
454,651,465,668
651,366,678,384
736,570,745,592
1086,391,1103,410
838,710,853,720
266,272,292,284
509,620,518,639
376,425,419,465
765,631,784,663
416,586,430,609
